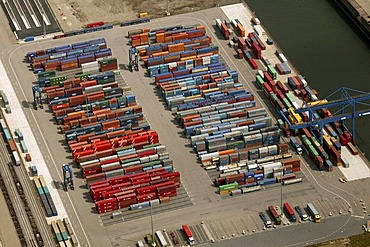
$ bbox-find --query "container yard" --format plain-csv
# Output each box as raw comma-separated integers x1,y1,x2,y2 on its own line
0,2,370,247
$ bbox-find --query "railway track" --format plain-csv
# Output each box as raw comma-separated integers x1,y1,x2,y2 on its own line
0,125,55,246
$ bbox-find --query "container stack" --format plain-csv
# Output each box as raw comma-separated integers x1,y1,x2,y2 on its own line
130,23,303,195
26,38,183,214
90,169,180,213
26,38,114,74
33,175,57,217
51,219,77,247
216,19,230,40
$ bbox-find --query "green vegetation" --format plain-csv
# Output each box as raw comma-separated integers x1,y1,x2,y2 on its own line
309,233,370,247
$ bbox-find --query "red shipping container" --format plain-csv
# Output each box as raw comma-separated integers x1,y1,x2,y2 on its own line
111,182,132,190
157,189,177,198
109,175,129,185
136,185,156,195
137,192,157,203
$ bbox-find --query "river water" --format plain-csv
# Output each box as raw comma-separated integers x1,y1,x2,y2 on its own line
245,0,370,159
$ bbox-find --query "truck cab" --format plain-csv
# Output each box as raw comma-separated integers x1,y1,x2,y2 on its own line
294,205,308,221
259,212,272,228
290,136,303,155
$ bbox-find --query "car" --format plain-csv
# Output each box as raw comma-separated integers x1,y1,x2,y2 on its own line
170,231,179,246
343,177,348,183
339,178,345,183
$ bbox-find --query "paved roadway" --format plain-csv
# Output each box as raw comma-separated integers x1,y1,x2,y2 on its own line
0,3,369,247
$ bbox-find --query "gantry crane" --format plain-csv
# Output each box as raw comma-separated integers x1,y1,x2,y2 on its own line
32,85,43,109
281,87,370,144
129,47,139,72
62,164,74,191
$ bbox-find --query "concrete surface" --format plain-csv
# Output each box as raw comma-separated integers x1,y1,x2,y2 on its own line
0,2,369,247
339,146,370,181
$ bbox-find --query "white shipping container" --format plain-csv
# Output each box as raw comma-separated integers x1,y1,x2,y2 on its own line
253,25,263,36
278,53,288,63
216,19,222,29
84,85,103,94
292,102,300,110
231,19,238,28
12,151,20,165
81,61,99,68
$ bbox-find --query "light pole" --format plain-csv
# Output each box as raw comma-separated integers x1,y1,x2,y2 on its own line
280,179,283,216
42,0,46,37
148,195,156,247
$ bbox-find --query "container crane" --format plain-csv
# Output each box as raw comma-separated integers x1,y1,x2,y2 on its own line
281,87,370,144
62,164,74,191
32,85,43,109
129,47,139,72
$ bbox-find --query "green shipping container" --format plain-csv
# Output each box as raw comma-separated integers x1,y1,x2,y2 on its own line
285,92,296,105
38,70,56,80
74,73,91,80
50,75,67,86
256,75,264,89
20,140,28,153
143,143,161,149
141,160,161,168
219,182,239,191
308,144,319,157
99,58,117,65
282,98,292,109
310,137,320,147
267,65,277,80
115,146,134,152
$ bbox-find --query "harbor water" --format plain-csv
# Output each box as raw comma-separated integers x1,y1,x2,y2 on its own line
246,0,370,159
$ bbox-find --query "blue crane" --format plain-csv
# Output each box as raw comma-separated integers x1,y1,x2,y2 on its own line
62,164,74,191
32,85,43,109
281,87,370,144
128,47,139,72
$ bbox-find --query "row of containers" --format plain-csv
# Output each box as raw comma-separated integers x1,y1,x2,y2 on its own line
25,38,183,214
33,175,57,217
255,61,358,171
130,24,303,195
51,218,78,247
0,119,21,165
26,38,116,74
53,23,114,39
217,159,301,196
53,17,151,40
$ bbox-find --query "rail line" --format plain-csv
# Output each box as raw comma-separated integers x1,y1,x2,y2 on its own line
0,114,55,246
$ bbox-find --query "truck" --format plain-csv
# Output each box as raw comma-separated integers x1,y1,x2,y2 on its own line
294,205,308,221
283,202,297,222
268,205,282,225
182,224,195,245
307,202,321,223
290,136,302,155
259,212,272,228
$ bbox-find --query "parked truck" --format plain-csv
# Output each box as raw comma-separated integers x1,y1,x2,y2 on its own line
182,224,195,245
307,202,321,223
268,205,282,225
294,205,308,221
290,136,302,155
259,212,272,228
283,202,297,222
